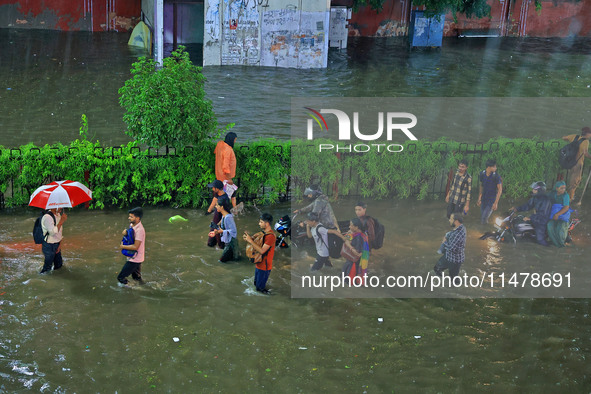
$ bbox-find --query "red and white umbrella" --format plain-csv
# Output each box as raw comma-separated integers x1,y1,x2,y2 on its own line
29,180,92,209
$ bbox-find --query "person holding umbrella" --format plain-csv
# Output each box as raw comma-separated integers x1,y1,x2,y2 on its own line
29,180,93,274
40,208,67,273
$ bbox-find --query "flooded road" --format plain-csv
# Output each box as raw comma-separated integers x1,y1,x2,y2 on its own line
1,27,591,392
1,199,591,391
1,29,591,146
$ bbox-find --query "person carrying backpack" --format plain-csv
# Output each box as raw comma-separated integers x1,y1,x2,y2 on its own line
329,218,370,282
118,207,146,285
353,201,385,250
243,213,276,294
39,208,68,274
562,127,591,201
303,212,332,271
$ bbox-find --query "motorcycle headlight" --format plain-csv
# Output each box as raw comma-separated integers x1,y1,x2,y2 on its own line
494,217,503,227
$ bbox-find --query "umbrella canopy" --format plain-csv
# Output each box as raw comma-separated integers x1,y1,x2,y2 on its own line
29,180,92,209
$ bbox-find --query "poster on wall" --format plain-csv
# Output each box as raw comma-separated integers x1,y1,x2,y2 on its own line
221,0,260,66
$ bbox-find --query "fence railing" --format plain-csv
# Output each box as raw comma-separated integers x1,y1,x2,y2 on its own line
290,140,577,202
2,139,582,208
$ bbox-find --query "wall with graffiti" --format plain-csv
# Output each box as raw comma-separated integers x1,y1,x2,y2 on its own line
204,0,330,68
0,0,140,32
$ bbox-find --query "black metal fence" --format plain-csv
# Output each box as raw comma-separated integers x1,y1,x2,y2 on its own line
294,140,576,201
2,141,584,208
0,144,291,209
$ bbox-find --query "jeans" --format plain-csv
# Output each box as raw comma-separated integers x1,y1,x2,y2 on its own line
480,203,494,224
531,216,549,246
41,242,63,273
447,203,465,219
117,261,142,284
311,255,332,271
434,255,462,278
254,268,271,291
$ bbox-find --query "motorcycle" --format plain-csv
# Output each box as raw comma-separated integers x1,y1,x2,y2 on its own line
273,213,320,249
274,215,291,248
480,211,581,244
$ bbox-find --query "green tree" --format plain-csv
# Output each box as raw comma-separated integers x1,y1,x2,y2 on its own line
119,46,219,150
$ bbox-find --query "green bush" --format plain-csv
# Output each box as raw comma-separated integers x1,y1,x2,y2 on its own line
118,46,223,150
0,138,290,209
291,137,566,201
0,137,569,209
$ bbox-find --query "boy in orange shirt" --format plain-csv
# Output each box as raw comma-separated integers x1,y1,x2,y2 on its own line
243,213,276,294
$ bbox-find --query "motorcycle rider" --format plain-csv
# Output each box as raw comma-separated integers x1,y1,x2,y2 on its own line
510,181,552,246
294,185,339,230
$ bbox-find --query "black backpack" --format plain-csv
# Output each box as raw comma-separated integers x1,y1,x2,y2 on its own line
367,217,385,250
559,135,586,169
33,211,55,244
315,224,343,259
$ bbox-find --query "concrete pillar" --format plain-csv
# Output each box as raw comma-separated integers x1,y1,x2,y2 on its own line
154,0,164,66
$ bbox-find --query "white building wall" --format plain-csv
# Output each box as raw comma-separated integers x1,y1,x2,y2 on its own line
204,0,330,69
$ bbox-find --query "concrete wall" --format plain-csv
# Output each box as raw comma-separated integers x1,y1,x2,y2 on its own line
0,0,140,31
337,0,591,38
204,0,330,68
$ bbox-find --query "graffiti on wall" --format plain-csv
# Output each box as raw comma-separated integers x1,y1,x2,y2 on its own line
204,1,329,68
221,0,260,65
261,9,327,68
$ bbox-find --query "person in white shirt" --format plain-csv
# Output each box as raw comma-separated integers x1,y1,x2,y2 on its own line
40,208,68,274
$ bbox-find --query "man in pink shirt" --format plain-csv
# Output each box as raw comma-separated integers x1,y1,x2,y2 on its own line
118,207,146,285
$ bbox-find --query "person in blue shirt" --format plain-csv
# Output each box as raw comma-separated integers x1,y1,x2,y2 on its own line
547,181,571,247
510,181,552,246
211,199,240,262
477,159,503,224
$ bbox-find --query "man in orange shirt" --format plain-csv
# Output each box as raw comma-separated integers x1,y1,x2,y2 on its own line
243,213,276,295
562,127,591,201
214,132,237,208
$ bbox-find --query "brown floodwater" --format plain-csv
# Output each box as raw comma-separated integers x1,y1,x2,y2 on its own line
1,27,591,392
1,197,591,391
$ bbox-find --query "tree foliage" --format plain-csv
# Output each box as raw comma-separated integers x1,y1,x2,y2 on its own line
412,0,491,19
118,46,220,150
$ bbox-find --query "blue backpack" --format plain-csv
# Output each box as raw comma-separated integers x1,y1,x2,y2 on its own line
121,227,137,257
550,204,572,222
